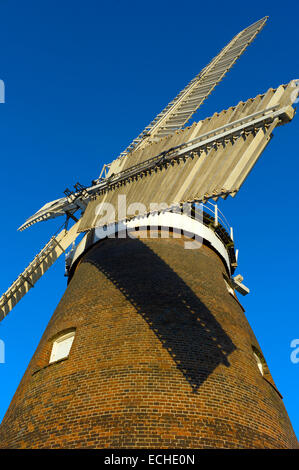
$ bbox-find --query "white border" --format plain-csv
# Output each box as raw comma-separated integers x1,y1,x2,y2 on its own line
70,212,232,275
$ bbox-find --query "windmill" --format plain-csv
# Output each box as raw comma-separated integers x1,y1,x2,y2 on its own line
0,16,298,449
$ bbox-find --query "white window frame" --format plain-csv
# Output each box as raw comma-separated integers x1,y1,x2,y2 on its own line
224,278,234,296
49,331,75,364
253,351,264,376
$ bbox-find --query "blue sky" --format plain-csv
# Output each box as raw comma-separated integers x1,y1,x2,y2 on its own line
0,0,298,440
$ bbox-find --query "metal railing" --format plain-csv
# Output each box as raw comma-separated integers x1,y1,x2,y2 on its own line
199,201,232,236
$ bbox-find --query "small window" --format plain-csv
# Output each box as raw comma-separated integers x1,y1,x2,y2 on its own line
253,351,264,376
49,331,75,364
224,277,234,295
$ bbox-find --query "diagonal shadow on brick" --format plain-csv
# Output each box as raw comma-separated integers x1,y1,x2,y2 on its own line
83,235,236,392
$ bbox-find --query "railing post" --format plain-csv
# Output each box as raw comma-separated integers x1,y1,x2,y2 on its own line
214,204,218,227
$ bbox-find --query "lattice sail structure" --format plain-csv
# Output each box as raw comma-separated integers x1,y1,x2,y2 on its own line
113,17,268,161
78,81,296,232
0,222,80,321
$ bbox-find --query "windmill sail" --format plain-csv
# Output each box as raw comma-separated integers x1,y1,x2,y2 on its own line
18,195,86,232
78,81,296,232
18,79,296,235
0,221,80,321
18,17,268,233
114,16,268,162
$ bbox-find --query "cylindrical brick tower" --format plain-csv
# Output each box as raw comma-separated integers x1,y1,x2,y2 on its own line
0,210,297,448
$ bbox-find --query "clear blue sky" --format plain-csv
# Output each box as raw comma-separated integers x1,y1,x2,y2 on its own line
0,0,298,441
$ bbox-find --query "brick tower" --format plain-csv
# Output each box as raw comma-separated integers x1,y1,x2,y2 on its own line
0,211,298,448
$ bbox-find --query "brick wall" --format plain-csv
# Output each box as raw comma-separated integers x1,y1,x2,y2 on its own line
0,232,297,448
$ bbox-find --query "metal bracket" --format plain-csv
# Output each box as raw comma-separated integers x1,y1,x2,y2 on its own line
231,274,250,296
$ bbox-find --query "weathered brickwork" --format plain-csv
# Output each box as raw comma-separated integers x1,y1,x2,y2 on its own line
0,232,297,448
